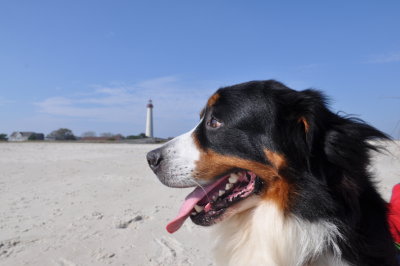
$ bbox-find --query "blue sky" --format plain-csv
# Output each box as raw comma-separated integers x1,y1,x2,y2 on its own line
1,1,399,138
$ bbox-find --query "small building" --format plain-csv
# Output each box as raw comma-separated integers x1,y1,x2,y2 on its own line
9,132,45,142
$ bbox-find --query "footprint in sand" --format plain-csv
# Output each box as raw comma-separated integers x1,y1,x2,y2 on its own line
152,236,192,266
114,213,146,229
0,237,38,258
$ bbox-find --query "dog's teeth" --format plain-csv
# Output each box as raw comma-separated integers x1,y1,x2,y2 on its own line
191,212,197,216
225,183,233,190
194,205,204,212
228,173,239,184
219,190,225,196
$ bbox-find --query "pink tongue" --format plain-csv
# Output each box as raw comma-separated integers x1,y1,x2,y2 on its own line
166,176,229,233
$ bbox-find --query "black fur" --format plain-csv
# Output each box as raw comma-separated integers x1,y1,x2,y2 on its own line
195,80,398,265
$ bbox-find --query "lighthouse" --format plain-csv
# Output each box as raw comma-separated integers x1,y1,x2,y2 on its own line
145,99,154,138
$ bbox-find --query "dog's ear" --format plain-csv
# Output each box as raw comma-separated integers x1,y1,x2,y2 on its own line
277,88,389,173
292,89,389,173
278,89,326,153
292,89,327,149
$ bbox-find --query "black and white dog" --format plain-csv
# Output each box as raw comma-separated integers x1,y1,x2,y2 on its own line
147,80,398,266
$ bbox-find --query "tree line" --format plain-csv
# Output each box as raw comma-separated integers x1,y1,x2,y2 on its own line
0,128,147,141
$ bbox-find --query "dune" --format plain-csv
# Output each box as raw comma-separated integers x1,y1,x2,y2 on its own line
0,141,398,265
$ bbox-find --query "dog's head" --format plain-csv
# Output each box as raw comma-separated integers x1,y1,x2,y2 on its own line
147,80,387,233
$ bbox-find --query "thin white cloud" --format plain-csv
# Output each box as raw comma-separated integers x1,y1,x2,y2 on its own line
0,97,14,106
367,52,400,64
34,76,217,136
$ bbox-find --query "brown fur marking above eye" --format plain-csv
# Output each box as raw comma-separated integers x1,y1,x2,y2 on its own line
207,93,220,107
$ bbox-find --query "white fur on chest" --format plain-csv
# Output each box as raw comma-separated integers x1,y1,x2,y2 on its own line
212,201,349,266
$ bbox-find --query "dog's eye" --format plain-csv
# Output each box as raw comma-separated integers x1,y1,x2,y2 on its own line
207,117,222,129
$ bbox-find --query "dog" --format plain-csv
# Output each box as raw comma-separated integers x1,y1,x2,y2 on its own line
147,80,399,265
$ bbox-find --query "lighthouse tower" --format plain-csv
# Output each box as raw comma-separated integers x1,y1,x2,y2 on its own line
145,99,154,138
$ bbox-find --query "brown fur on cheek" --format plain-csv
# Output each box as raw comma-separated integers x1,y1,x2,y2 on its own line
192,145,292,211
261,175,292,212
261,149,292,211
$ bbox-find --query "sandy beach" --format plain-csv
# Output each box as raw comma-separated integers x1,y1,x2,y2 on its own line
0,142,399,266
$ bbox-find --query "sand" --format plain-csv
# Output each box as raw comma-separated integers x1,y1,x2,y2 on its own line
0,141,399,266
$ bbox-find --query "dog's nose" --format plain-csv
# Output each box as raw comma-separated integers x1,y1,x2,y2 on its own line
146,149,163,170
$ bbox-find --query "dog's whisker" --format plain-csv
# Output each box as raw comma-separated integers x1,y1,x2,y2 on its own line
191,179,212,203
